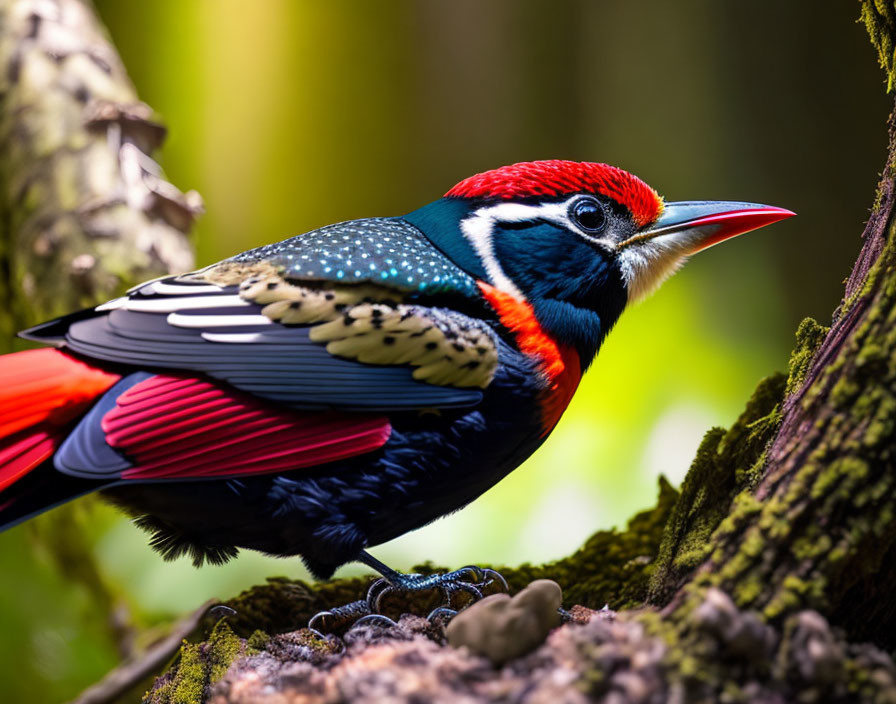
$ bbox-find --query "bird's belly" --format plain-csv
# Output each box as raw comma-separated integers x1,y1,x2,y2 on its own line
360,406,546,546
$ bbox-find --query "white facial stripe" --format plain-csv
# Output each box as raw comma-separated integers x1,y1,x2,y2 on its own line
459,198,616,299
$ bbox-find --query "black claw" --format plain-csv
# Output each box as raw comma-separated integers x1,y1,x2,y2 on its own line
427,606,458,625
312,562,510,635
480,567,509,593
441,579,482,608
363,565,509,615
208,604,238,620
308,599,371,634
352,613,399,629
307,610,336,634
366,576,409,613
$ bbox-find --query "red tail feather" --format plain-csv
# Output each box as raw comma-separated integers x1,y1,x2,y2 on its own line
0,349,119,491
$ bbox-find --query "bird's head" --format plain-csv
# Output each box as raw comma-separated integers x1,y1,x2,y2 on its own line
404,160,794,368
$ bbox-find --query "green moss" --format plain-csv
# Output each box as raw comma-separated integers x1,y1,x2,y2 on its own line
785,318,829,397
863,395,896,447
418,475,680,611
648,374,786,604
215,575,372,637
144,621,244,704
539,475,680,609
246,630,270,653
861,0,896,92
733,576,763,605
763,576,816,621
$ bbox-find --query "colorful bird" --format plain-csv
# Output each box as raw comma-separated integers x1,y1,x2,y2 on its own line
0,160,792,611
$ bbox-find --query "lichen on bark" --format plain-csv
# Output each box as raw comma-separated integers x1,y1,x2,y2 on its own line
146,622,248,704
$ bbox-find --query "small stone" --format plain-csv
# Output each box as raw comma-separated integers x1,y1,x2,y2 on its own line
445,579,563,665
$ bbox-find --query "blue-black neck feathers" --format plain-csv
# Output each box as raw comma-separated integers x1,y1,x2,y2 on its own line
403,199,487,282
405,198,627,370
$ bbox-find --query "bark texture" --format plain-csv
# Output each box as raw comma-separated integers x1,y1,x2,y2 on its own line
0,0,197,348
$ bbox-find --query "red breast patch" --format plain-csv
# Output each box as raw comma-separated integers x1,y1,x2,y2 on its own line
477,282,580,434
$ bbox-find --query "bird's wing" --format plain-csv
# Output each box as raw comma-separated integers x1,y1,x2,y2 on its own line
21,218,499,412
53,372,393,481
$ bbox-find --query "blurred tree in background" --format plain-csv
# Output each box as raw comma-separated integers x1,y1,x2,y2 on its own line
0,2,888,701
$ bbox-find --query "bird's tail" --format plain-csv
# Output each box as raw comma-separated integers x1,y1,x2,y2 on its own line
0,348,119,530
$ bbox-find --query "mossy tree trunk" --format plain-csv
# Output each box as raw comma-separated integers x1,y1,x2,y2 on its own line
646,2,896,647
0,0,197,349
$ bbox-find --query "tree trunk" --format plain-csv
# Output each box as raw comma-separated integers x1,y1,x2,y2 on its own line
0,0,197,346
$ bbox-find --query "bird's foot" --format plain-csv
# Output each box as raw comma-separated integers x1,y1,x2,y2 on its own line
306,559,508,635
365,565,508,616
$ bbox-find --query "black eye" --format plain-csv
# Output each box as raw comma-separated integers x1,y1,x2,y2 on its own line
569,198,607,233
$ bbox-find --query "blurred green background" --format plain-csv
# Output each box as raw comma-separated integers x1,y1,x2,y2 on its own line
0,1,889,701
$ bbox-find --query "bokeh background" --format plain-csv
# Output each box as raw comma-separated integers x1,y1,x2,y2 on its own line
0,1,889,701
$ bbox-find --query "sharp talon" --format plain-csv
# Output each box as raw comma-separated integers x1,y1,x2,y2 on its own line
308,610,336,633
208,604,238,619
366,578,395,613
355,552,509,621
427,606,457,624
441,580,482,609
352,614,398,629
454,566,483,583
479,568,509,593
307,600,371,634
365,576,390,609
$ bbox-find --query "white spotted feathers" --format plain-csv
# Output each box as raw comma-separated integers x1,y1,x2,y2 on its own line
239,276,498,388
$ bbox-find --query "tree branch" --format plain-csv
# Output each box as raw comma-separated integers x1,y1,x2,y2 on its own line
0,0,197,346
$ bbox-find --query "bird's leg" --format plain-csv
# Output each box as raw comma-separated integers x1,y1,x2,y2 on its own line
357,550,508,617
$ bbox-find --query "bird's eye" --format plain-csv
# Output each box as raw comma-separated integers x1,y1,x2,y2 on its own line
569,198,607,234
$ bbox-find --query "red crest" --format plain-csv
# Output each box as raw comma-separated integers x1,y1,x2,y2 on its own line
446,160,664,228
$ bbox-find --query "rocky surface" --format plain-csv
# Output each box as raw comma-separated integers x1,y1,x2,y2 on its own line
141,586,896,704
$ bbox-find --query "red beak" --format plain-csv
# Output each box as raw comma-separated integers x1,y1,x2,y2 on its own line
622,201,796,253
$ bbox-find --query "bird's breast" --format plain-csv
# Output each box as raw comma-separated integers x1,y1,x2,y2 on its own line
477,281,581,434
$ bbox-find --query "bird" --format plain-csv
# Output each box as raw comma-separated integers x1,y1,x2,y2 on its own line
0,160,793,613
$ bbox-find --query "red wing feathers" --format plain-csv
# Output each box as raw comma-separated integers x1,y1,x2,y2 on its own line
102,375,392,481
0,349,119,491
